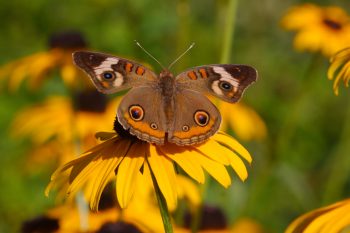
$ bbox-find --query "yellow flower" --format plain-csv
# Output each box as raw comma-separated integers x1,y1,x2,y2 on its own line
46,129,251,210
285,198,350,233
212,98,267,141
25,173,196,233
0,31,91,91
328,47,350,95
12,93,121,167
23,195,156,233
281,4,350,57
31,162,200,233
49,205,119,233
230,218,265,233
176,206,265,233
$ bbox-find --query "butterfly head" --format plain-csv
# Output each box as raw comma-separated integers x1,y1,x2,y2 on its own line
159,70,174,80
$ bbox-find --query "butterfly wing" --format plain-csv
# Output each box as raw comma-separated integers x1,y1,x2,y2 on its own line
117,86,167,145
175,64,257,103
168,89,221,146
73,51,158,94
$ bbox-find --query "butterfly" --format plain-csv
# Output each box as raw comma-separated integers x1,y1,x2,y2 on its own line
73,51,257,146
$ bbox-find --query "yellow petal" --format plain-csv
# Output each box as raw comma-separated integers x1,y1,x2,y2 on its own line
327,54,347,80
176,175,201,207
148,145,178,209
304,208,342,233
159,145,205,184
213,132,252,163
60,64,77,87
95,132,117,141
285,200,348,233
319,205,350,233
191,149,231,187
116,142,145,208
195,140,230,165
66,156,105,196
89,141,127,210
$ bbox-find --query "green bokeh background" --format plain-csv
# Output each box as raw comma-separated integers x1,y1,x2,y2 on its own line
0,0,350,232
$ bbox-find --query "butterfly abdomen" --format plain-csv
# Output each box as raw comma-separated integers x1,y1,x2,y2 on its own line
159,71,176,131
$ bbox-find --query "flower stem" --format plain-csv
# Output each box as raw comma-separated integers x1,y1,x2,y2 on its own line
149,163,174,233
220,0,239,64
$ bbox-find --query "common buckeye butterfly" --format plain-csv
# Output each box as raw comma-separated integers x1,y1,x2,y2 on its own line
73,50,257,146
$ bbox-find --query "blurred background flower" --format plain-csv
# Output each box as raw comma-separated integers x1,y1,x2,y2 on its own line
177,205,265,233
328,47,350,95
285,198,350,233
11,94,120,170
281,3,350,57
213,100,267,141
0,31,91,91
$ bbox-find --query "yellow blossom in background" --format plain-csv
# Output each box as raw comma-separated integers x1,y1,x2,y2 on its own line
230,218,265,233
176,206,265,233
328,47,350,95
48,205,119,233
12,94,121,167
46,129,251,211
119,173,200,232
281,3,350,57
212,99,267,141
285,198,350,233
0,31,92,91
24,172,200,233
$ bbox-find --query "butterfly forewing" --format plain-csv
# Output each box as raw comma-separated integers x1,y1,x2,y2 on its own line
73,51,158,94
175,64,257,103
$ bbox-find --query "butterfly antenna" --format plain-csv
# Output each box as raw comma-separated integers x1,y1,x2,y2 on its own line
168,42,195,70
134,40,166,70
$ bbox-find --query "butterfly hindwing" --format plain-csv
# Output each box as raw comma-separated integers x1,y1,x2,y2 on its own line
117,86,167,145
175,64,257,103
73,51,158,94
168,89,221,146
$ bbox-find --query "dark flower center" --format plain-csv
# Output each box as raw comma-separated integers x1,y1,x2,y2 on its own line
113,119,138,141
183,205,227,230
21,216,59,233
49,31,87,49
97,222,141,233
323,19,342,30
98,183,118,210
73,90,108,113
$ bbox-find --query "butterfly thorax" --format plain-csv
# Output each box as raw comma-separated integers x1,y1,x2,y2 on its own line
159,70,176,129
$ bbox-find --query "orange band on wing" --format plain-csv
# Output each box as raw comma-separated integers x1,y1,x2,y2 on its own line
101,81,111,88
172,118,216,139
187,71,197,80
199,68,208,78
136,66,145,76
125,62,133,73
227,87,238,98
124,113,165,138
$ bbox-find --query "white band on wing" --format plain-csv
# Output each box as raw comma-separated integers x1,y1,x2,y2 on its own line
95,58,120,75
213,66,240,87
